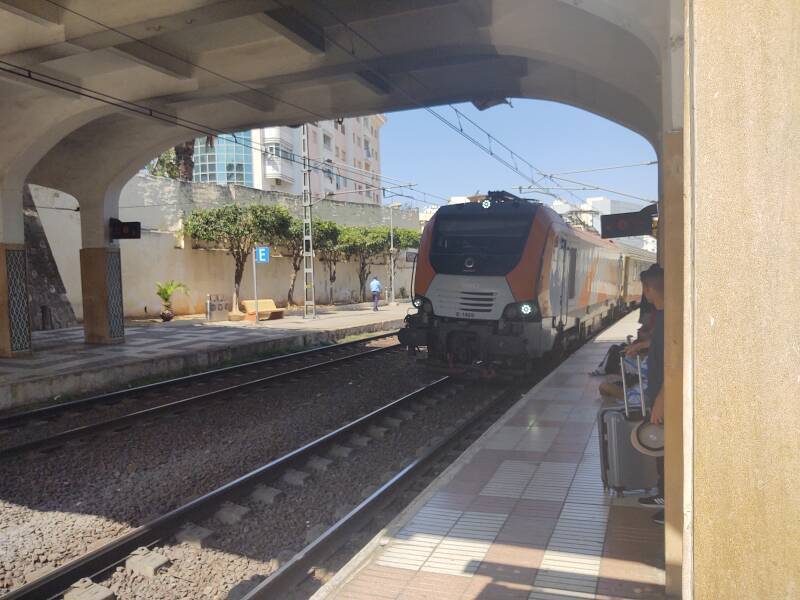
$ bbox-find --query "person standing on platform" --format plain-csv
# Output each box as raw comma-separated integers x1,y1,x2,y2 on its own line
370,276,382,311
636,265,666,525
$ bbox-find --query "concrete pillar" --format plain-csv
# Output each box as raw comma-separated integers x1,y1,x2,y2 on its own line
0,179,32,356
79,246,124,344
684,1,800,598
79,199,124,344
661,130,683,596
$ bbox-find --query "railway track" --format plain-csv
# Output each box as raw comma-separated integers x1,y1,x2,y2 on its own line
1,318,610,599
3,377,469,600
0,333,399,457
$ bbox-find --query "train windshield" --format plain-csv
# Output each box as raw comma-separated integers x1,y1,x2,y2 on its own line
430,212,534,275
433,215,531,255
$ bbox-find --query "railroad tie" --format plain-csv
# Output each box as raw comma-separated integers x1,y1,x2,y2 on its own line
125,547,170,578
64,578,115,600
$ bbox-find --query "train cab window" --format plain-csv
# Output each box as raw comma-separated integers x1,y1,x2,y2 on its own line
568,248,578,299
430,209,536,276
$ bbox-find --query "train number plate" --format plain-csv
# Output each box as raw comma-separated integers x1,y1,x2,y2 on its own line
456,310,476,319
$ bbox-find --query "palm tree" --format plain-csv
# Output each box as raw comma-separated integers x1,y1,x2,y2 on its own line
155,280,189,321
173,135,215,182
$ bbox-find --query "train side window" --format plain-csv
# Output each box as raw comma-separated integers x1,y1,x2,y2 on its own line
568,248,577,299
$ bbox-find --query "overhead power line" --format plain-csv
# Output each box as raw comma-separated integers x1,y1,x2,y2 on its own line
293,0,584,208
547,160,657,176
0,60,450,207
518,176,656,204
25,1,447,205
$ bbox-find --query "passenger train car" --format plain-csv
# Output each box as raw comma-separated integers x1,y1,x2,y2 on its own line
399,191,655,374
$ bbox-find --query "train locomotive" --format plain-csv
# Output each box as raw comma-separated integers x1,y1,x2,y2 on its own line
399,191,655,374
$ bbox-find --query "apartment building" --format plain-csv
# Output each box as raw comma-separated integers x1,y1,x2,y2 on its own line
192,115,386,204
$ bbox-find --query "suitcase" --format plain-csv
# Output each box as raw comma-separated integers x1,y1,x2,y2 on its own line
596,355,659,494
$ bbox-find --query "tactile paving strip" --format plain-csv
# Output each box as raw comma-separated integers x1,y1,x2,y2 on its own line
377,507,461,571
377,507,507,577
421,512,507,576
479,460,539,498
528,433,610,599
521,462,577,502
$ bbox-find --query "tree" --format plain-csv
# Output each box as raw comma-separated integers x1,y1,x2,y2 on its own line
145,147,179,179
394,228,422,250
146,135,214,182
173,139,196,181
313,221,343,304
277,218,305,306
184,204,292,313
339,226,390,301
155,280,189,322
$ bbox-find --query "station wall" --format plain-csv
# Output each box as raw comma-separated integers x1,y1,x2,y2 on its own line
30,176,418,319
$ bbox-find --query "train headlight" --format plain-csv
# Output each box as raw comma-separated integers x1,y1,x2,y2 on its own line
481,199,491,209
414,296,433,314
503,301,541,321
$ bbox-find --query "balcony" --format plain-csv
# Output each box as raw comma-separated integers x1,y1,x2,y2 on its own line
264,156,296,184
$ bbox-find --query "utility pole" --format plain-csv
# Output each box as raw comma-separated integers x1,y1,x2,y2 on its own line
302,124,316,318
388,202,401,305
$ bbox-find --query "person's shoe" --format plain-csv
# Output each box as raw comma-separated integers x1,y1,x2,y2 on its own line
652,510,664,525
637,494,664,508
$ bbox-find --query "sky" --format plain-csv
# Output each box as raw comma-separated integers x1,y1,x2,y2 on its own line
380,99,658,210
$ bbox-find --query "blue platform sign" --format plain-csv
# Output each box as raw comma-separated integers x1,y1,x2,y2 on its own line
255,246,270,263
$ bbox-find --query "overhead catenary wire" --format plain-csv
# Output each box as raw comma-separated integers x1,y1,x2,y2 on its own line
7,2,446,206
0,60,449,207
293,0,586,208
546,160,657,176
544,175,656,203
16,2,618,209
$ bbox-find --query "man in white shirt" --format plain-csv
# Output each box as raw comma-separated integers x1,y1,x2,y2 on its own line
369,276,382,311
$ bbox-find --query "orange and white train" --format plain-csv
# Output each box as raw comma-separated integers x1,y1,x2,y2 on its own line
399,191,655,373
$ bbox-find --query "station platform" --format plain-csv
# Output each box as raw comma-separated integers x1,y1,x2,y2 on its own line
0,303,409,412
315,311,665,600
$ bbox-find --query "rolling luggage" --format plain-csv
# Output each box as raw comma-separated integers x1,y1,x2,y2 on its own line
596,355,659,494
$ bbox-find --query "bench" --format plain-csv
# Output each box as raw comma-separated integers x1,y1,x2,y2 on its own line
240,299,285,321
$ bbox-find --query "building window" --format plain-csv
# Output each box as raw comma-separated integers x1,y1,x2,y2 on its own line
323,159,334,183
364,161,371,172
192,131,253,187
363,139,371,158
323,134,332,150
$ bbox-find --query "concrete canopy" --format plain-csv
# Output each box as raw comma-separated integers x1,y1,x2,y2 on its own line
0,1,671,228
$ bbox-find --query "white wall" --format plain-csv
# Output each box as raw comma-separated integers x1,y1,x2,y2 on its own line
30,178,417,319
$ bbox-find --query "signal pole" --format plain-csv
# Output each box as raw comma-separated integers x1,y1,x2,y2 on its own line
302,124,316,319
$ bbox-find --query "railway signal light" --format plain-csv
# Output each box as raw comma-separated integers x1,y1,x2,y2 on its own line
600,204,657,239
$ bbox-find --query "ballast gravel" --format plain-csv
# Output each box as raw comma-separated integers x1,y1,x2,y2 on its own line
0,348,432,595
0,336,398,452
99,382,493,600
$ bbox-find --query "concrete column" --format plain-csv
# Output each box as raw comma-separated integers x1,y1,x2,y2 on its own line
0,243,32,356
0,179,32,356
79,246,124,344
661,130,683,596
79,199,124,344
685,1,800,598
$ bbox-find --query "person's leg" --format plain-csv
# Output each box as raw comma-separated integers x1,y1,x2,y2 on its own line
599,381,625,400
373,291,379,310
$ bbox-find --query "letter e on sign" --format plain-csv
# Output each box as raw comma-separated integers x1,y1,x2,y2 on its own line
255,247,270,263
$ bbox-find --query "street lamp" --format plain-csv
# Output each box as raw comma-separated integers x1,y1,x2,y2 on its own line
387,202,402,305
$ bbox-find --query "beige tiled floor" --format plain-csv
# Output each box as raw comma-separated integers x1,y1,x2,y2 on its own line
321,312,666,600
